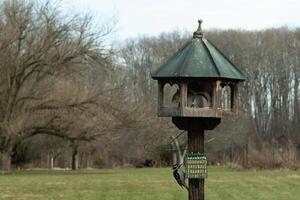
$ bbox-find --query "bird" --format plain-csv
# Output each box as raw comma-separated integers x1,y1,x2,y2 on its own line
172,164,189,191
188,91,210,108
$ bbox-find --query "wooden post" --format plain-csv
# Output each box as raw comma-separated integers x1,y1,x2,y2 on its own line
188,128,204,200
230,84,238,113
158,81,164,114
180,82,188,115
180,82,188,107
172,118,220,200
212,82,217,109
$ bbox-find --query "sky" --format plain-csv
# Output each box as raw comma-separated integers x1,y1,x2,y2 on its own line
61,0,300,40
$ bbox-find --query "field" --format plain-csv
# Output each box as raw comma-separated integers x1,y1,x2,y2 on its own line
0,167,300,200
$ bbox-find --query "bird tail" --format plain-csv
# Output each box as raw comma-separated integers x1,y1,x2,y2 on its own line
183,183,189,191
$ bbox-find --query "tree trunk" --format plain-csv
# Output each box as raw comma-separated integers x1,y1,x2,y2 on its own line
1,150,12,174
86,154,90,169
244,139,249,169
51,156,54,169
71,147,78,170
48,153,54,170
293,76,299,128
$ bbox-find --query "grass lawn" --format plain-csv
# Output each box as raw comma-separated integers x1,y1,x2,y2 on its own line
0,167,299,200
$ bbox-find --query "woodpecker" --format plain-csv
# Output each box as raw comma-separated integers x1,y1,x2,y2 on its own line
172,164,189,191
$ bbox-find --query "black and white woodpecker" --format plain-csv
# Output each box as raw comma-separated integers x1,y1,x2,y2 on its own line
172,164,189,191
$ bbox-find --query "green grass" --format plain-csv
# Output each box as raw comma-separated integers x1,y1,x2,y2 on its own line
0,167,299,200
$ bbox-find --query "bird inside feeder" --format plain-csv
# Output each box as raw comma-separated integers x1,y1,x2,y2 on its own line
187,81,211,108
171,81,212,108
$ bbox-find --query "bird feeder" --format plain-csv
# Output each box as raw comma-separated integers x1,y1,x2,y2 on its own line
185,152,207,179
151,20,245,200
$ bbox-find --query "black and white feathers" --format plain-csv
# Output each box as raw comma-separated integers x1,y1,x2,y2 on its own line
172,164,189,191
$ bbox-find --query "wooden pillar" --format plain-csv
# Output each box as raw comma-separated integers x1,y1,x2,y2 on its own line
188,128,204,200
180,82,188,107
180,82,188,115
234,84,238,113
173,118,220,200
158,81,164,115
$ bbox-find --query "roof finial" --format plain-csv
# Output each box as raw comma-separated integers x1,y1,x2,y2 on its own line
193,19,203,38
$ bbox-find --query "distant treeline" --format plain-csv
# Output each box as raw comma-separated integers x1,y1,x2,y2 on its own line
1,0,300,172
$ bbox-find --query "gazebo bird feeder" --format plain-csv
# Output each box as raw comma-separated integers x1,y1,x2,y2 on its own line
151,20,245,200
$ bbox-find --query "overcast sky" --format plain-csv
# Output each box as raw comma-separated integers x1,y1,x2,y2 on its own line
61,0,299,40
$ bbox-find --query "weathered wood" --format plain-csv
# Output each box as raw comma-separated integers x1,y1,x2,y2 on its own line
172,118,216,199
183,107,219,118
183,107,236,118
158,81,164,115
172,117,221,131
159,107,236,118
157,80,239,118
212,81,217,110
188,129,204,200
231,84,238,113
180,82,188,115
159,106,180,116
215,81,221,109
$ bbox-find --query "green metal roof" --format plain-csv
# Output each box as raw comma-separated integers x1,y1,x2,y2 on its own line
152,21,245,81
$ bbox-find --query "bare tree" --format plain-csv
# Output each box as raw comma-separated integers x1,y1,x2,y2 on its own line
0,0,112,173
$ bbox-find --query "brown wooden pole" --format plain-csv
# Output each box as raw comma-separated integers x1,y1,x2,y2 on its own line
188,128,204,200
